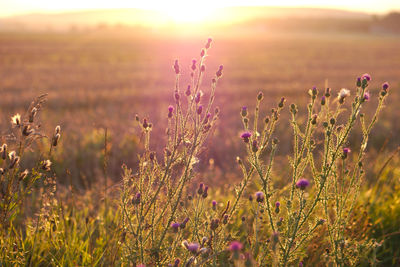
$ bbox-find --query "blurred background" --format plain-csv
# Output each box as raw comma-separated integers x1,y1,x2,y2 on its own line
0,0,399,188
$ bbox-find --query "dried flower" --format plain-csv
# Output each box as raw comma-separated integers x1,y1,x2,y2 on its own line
11,114,21,127
342,147,351,159
338,88,350,104
29,107,37,123
296,178,310,190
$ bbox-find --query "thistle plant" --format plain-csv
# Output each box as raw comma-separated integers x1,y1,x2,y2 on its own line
237,75,389,266
120,38,224,266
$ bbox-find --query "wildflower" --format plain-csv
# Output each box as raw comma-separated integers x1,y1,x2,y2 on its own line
168,105,174,118
317,218,326,225
223,214,229,224
173,59,180,74
277,217,283,227
191,59,197,71
197,183,204,195
356,77,362,87
241,106,248,117
173,258,180,267
202,186,209,198
195,91,201,103
186,85,191,96
197,105,203,115
361,73,371,81
210,218,219,230
325,87,331,97
200,65,206,73
186,242,200,254
229,241,243,252
216,65,223,78
200,49,205,58
240,131,252,143
255,191,265,203
321,95,326,105
382,82,389,91
342,147,351,159
11,114,21,127
299,261,303,267
212,200,217,210
142,118,149,129
311,114,318,125
171,222,180,233
8,152,20,169
257,91,264,101
275,201,280,213
296,178,310,190
41,159,52,171
338,88,350,104
252,140,259,153
362,91,370,102
205,38,212,49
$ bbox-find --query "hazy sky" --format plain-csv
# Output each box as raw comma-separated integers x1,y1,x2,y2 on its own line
0,0,399,17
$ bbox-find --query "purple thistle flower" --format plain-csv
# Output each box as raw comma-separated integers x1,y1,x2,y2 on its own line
241,106,248,117
382,82,389,91
173,258,180,267
343,147,351,159
216,65,223,78
296,178,310,190
191,59,197,71
168,105,174,113
299,261,303,267
197,105,203,115
180,217,189,229
255,191,265,203
229,241,243,252
363,91,370,101
240,131,252,143
361,73,371,81
186,85,191,96
202,186,209,198
137,264,145,267
275,201,280,208
171,222,180,232
187,242,200,254
212,200,217,209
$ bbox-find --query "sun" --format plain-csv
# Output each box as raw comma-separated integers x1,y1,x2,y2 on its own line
152,2,218,23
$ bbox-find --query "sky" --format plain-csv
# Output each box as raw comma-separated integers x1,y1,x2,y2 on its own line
0,0,399,18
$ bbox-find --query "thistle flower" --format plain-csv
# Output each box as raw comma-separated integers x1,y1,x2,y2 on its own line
8,151,20,169
296,178,310,190
216,65,223,78
255,191,264,203
342,147,351,159
361,73,371,81
338,88,350,104
168,105,174,118
241,106,248,117
197,183,204,195
382,82,389,91
197,105,203,115
173,258,180,267
200,49,205,58
252,140,258,153
212,200,217,210
275,201,280,213
200,65,206,72
173,59,180,74
210,218,219,230
205,38,212,49
186,85,191,96
321,95,326,105
240,131,252,143
41,159,52,171
186,242,200,254
229,241,243,252
11,114,21,127
191,59,196,71
171,222,180,233
363,91,370,102
195,92,201,104
202,186,209,198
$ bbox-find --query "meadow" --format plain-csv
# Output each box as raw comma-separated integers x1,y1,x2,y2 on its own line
1,30,400,265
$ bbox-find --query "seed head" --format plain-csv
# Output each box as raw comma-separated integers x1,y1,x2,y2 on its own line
338,88,350,104
41,159,52,171
11,114,21,127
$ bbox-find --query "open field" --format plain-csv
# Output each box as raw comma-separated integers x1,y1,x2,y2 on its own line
1,28,400,265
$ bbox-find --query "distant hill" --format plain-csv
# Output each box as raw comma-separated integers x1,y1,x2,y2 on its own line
0,7,372,32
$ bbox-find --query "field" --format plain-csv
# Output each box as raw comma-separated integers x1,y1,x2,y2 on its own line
1,28,400,266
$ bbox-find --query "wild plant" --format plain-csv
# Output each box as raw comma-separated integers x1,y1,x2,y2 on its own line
120,38,225,266
0,94,61,262
238,75,390,266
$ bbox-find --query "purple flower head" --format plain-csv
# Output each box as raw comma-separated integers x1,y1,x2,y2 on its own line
252,140,259,152
202,186,209,198
255,191,265,203
180,217,189,229
382,82,389,91
343,147,351,154
299,261,303,267
171,222,180,232
296,178,310,190
212,200,217,207
168,105,174,113
361,73,371,81
229,241,243,252
275,201,281,208
240,131,252,143
173,258,181,267
134,193,141,205
216,65,223,78
363,91,370,101
195,92,201,103
187,242,200,254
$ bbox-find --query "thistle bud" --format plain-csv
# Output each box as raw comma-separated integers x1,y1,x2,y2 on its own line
278,97,285,108
257,91,264,101
200,65,206,73
200,49,205,58
173,59,180,74
321,96,326,105
252,140,259,153
197,105,203,115
205,38,212,49
191,60,197,71
185,85,191,96
216,65,223,78
325,87,331,97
